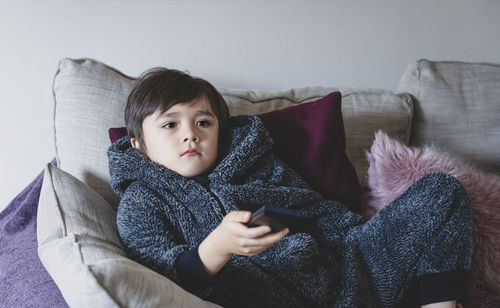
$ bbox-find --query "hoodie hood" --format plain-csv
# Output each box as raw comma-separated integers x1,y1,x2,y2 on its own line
107,115,274,197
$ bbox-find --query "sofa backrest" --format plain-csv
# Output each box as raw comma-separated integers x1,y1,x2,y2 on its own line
53,58,413,209
398,59,500,175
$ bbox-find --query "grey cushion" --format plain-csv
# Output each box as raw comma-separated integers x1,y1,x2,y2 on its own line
53,58,413,210
53,58,134,209
37,163,221,308
398,59,500,174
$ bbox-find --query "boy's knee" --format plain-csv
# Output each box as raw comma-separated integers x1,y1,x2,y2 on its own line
415,173,473,262
420,172,467,200
417,172,471,221
421,171,459,187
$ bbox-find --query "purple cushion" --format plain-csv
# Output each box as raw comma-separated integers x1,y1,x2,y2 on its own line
0,159,68,307
361,130,500,307
109,92,361,212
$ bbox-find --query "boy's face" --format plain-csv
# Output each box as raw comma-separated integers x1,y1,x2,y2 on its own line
131,96,220,177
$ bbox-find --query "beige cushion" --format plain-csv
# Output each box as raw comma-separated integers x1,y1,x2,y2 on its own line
53,57,413,209
37,163,221,308
398,59,500,174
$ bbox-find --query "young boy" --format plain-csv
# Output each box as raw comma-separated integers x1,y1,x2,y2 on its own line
107,68,472,308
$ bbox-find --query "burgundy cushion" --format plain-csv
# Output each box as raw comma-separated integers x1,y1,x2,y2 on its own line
257,92,361,211
109,91,361,212
108,127,127,145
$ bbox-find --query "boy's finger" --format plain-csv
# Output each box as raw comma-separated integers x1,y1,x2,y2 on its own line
243,225,272,238
228,211,252,223
231,223,270,238
264,228,289,242
228,220,265,237
244,228,289,247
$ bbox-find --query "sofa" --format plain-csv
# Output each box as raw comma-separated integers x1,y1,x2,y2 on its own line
1,58,499,307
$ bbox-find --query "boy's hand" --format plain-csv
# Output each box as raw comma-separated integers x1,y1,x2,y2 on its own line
215,211,289,256
198,211,289,276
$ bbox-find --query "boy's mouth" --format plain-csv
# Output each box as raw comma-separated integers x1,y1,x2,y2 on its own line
181,149,201,156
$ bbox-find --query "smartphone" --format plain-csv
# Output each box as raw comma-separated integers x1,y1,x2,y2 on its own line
246,205,300,232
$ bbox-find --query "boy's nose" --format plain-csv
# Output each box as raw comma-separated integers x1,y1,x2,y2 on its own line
182,125,199,142
183,136,199,142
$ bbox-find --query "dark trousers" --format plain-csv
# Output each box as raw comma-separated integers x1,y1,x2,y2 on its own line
356,172,473,307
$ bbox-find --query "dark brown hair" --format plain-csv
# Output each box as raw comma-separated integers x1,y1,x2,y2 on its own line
125,67,230,151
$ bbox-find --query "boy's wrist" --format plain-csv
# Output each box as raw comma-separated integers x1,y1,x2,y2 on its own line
198,235,232,276
203,230,232,258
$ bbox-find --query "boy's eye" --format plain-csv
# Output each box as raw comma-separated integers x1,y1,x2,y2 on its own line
197,120,210,127
163,122,176,129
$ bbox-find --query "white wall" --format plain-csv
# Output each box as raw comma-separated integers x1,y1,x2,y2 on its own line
1,0,499,210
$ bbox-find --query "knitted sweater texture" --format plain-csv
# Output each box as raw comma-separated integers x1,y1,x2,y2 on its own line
107,115,472,308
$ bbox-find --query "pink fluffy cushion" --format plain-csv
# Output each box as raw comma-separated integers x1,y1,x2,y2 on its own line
361,130,500,307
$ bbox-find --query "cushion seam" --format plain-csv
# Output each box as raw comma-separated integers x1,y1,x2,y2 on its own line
48,165,68,238
70,233,122,308
52,60,62,168
221,90,404,105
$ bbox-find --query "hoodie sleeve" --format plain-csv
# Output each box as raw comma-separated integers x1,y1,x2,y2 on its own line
116,183,213,295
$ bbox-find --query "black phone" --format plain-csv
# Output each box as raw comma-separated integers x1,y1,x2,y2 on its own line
246,205,301,232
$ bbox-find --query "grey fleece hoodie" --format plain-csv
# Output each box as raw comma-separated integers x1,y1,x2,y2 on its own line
107,115,472,308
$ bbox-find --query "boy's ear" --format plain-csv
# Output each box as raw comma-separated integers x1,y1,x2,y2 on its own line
130,138,141,150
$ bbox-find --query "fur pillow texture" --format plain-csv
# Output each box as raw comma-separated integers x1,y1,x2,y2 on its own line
361,130,500,307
